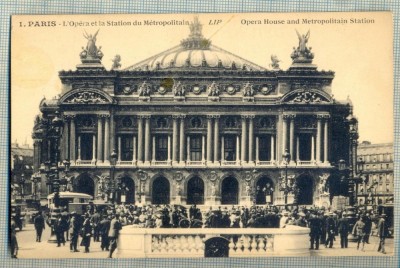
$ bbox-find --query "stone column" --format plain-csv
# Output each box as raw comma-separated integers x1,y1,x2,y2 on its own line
213,115,220,164
167,135,171,163
296,136,300,162
97,116,104,163
324,115,330,163
92,135,97,163
132,136,136,163
311,135,315,162
152,136,156,162
255,136,259,163
63,119,69,161
207,116,213,164
77,135,81,161
137,116,144,164
117,136,122,162
70,116,76,162
236,135,240,164
186,136,191,162
248,115,254,163
104,116,110,164
316,115,322,163
172,116,179,164
241,116,247,164
289,115,296,163
282,115,288,157
144,116,151,164
179,115,186,164
201,135,205,163
271,135,275,161
221,136,225,162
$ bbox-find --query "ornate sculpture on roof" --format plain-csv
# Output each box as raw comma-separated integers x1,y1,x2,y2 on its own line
138,81,152,96
242,82,255,97
207,82,220,96
80,29,103,63
65,91,108,104
269,55,281,69
181,16,211,50
173,81,186,97
111,54,121,70
291,30,314,64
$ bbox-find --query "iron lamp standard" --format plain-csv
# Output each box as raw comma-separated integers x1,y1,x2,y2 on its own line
279,149,293,205
30,172,42,201
109,150,118,204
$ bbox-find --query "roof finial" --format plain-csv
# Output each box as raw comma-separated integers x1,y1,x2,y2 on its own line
181,16,211,50
189,16,203,39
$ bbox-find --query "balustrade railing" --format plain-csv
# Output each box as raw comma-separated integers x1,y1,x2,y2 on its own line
117,226,310,258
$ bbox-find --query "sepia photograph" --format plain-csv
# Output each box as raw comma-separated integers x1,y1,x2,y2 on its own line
10,12,393,258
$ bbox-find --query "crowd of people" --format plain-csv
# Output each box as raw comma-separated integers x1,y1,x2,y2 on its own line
11,203,390,258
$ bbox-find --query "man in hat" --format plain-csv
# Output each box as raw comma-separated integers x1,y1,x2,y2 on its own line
337,212,350,248
308,213,322,250
69,211,81,252
325,212,336,248
33,211,45,242
99,214,111,251
108,213,122,258
377,213,389,254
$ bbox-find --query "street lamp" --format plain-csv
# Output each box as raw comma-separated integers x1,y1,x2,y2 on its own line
19,173,26,200
30,172,42,201
279,149,293,205
109,149,118,204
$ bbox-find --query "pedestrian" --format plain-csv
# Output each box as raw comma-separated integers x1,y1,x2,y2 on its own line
352,215,366,251
33,211,45,242
337,212,350,248
325,212,336,248
108,213,122,258
80,214,92,253
308,213,322,250
61,209,70,241
91,208,101,242
377,213,389,254
364,213,372,244
99,214,111,251
69,211,81,252
54,214,64,247
10,218,18,258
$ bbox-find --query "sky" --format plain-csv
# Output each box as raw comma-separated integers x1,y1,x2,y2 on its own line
11,12,393,145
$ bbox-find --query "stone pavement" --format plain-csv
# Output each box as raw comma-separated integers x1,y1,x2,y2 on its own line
15,224,393,258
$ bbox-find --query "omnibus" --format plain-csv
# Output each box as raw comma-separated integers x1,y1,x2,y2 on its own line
47,191,93,214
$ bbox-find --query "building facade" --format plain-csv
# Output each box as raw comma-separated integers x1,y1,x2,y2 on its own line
357,141,394,206
11,142,34,203
32,18,357,207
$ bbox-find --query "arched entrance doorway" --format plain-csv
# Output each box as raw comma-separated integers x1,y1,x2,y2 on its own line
221,176,239,204
76,173,95,197
255,176,274,205
118,177,135,204
187,176,204,205
152,176,170,204
295,175,314,205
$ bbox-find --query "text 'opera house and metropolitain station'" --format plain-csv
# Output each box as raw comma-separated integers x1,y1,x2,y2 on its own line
32,18,359,208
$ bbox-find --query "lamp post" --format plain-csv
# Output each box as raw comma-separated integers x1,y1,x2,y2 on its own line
279,149,293,205
19,173,26,200
30,172,42,201
109,149,118,204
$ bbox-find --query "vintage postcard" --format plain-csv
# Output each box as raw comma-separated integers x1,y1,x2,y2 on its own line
10,12,393,258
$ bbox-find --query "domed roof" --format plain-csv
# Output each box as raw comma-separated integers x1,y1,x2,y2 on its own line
124,17,266,72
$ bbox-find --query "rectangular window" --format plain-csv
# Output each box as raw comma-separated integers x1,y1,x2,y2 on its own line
224,135,236,161
298,133,312,161
156,135,168,161
190,135,202,161
121,135,133,161
258,135,271,161
80,133,93,160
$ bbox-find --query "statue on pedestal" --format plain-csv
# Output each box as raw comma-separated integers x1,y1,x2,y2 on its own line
291,30,314,63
